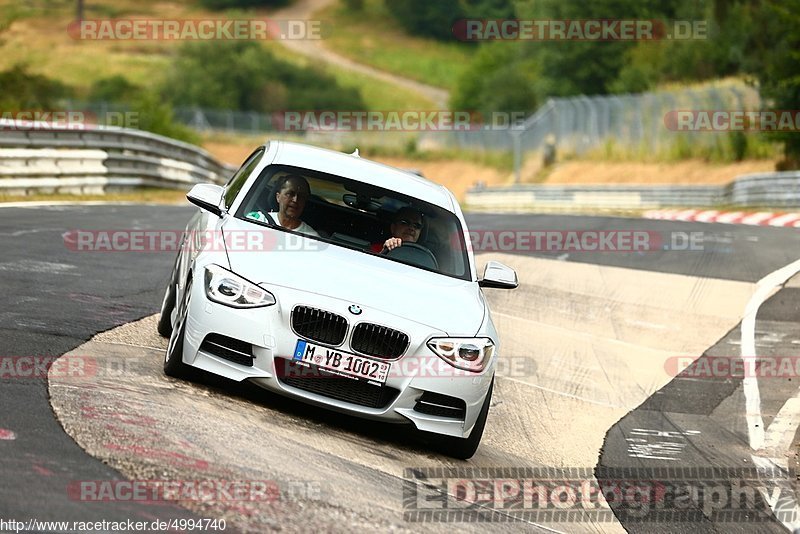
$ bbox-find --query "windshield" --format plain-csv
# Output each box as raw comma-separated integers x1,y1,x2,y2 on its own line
234,164,471,280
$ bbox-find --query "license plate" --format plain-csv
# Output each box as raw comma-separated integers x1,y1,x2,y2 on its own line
292,339,390,384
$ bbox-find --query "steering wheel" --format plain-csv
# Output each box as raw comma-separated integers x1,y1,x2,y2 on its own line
385,242,439,270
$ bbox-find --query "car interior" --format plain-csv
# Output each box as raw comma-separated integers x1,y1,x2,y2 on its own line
235,165,469,279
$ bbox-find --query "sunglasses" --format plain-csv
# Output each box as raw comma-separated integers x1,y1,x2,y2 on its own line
397,219,423,230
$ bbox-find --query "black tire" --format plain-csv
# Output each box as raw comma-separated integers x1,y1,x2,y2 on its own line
157,253,180,338
433,377,494,460
156,277,176,338
164,278,192,379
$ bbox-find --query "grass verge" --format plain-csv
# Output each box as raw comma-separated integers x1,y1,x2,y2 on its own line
316,0,471,93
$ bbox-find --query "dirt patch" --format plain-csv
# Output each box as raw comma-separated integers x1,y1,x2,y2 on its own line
540,159,777,185
371,156,510,199
202,141,254,167
201,140,511,201
202,140,776,202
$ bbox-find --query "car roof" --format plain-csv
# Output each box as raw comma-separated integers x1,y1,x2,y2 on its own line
268,140,456,210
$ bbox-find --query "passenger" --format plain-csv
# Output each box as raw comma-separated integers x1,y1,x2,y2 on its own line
247,174,319,237
371,207,423,253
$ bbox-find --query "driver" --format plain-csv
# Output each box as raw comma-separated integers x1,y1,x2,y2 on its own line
371,207,423,253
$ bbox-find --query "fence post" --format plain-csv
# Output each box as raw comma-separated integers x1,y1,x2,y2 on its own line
512,129,522,184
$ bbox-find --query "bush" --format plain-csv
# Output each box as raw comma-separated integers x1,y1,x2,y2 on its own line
88,76,141,103
385,0,463,40
130,92,200,145
162,41,365,112
0,64,72,110
196,0,290,10
342,0,364,10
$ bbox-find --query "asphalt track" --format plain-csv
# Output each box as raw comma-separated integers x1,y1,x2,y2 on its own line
1,205,799,532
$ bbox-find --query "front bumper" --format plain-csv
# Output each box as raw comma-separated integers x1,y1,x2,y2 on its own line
180,280,495,438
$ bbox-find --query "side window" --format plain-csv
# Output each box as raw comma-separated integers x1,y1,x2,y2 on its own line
224,148,264,209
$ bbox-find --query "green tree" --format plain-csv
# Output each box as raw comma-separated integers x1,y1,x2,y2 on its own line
745,0,800,168
453,0,698,109
612,1,757,93
451,42,539,114
385,0,463,40
460,0,515,18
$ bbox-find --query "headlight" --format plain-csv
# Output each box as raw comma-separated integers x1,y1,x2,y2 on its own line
427,337,495,373
204,264,275,308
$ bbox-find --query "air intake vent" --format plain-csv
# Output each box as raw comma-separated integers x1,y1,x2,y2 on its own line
200,333,254,367
291,306,348,346
351,323,409,359
276,359,398,409
414,391,466,420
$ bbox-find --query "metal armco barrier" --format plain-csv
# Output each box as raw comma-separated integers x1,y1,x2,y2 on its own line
0,121,235,195
465,172,800,211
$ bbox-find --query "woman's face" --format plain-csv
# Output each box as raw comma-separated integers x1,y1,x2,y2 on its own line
390,212,423,243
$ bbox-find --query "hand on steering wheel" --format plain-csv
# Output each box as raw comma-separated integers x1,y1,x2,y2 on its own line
381,237,403,252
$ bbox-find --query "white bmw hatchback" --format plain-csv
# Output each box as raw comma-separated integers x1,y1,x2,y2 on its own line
158,141,517,459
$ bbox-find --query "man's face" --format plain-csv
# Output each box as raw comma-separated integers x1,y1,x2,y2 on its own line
390,212,423,243
276,178,309,219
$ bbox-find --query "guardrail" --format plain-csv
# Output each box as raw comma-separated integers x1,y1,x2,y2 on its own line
465,171,800,211
0,121,235,195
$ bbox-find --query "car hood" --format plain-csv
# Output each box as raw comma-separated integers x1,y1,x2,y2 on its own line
222,217,484,334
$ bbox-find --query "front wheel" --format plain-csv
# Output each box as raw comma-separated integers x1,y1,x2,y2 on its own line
156,277,176,338
164,278,192,379
432,377,494,460
157,253,180,338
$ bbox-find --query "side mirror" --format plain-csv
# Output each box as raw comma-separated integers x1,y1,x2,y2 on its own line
187,184,224,217
479,261,518,289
